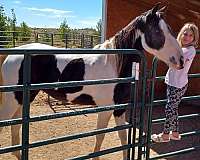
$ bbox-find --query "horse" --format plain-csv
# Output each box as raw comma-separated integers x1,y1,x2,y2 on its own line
0,3,184,160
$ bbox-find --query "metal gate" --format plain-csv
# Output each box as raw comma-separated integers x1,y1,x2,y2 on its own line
145,50,200,160
0,48,147,160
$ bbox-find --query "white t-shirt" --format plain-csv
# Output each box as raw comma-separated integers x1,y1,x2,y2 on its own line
165,46,196,88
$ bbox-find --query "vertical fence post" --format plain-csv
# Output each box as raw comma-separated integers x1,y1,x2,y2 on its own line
81,34,84,48
12,31,15,47
137,52,147,160
51,33,54,46
90,35,93,48
132,63,139,160
21,53,31,160
73,33,75,45
65,33,68,48
145,57,158,160
35,33,38,43
127,62,139,160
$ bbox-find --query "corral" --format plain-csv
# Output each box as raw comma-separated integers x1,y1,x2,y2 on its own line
0,1,200,160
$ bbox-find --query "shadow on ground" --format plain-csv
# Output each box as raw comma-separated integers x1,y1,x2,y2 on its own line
149,101,200,160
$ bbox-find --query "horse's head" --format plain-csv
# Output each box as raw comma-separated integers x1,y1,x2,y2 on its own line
137,3,184,69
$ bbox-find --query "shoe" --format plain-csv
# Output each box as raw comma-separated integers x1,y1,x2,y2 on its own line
169,134,181,140
151,133,170,143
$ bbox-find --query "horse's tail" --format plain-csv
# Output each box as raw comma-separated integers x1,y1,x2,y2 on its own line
0,55,8,105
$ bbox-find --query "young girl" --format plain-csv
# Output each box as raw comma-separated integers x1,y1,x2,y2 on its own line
152,22,199,142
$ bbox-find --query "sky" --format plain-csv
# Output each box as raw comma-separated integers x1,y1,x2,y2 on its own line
1,0,102,29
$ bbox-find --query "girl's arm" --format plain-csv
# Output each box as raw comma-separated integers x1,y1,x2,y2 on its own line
183,56,195,74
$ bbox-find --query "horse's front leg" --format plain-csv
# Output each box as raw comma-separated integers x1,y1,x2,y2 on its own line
11,106,22,160
114,111,127,160
93,111,113,160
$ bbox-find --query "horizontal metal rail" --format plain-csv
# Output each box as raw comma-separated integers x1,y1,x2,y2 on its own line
0,124,133,154
156,73,200,81
150,145,200,160
30,125,132,149
152,95,200,106
0,103,130,127
0,48,143,55
0,77,135,92
152,113,200,124
69,144,134,160
150,130,200,144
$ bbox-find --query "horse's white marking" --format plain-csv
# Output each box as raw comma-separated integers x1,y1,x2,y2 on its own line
141,19,183,69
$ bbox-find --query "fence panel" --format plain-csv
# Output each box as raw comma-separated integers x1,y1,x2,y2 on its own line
146,50,200,160
0,31,101,48
0,49,146,160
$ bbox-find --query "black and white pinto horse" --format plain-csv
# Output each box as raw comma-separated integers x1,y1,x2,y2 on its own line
0,4,184,160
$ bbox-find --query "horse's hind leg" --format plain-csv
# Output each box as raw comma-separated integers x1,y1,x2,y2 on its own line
114,112,127,160
11,106,22,160
93,111,113,160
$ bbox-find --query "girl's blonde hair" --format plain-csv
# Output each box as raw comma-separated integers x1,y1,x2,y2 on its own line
177,22,199,48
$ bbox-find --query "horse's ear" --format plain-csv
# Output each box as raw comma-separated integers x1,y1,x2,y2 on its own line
152,2,161,14
159,6,167,14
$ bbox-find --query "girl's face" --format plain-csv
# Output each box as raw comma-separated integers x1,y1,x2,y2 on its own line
181,29,194,47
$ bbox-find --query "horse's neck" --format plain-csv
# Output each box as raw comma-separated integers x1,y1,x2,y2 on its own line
115,22,142,49
115,54,131,77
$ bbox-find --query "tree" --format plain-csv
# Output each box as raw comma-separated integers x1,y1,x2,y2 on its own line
19,21,31,41
0,6,7,30
8,9,19,42
11,9,16,31
0,5,9,47
96,19,102,36
58,18,70,40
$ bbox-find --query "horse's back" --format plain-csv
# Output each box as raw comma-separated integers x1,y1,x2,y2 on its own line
2,55,24,85
14,43,58,49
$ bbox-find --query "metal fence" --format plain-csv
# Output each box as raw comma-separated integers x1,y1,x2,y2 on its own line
0,31,101,48
0,49,147,160
0,48,199,159
145,50,200,159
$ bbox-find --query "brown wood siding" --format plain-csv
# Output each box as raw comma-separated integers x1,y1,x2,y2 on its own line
105,0,200,98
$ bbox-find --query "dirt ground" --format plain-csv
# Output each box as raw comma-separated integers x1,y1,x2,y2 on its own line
0,91,199,160
0,91,135,160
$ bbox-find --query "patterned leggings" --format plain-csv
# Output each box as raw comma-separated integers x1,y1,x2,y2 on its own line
163,84,188,134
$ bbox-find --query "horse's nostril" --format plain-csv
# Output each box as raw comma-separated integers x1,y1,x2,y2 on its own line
169,56,177,65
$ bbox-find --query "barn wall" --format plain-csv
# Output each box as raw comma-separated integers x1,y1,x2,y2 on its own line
105,0,200,98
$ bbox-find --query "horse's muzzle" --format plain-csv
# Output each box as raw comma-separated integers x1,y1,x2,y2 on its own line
170,56,184,70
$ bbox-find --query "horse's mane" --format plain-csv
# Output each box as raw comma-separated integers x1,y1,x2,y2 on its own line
115,19,138,49
113,15,144,77
96,14,144,78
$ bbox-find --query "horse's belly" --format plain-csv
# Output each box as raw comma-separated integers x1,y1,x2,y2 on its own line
67,84,115,106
